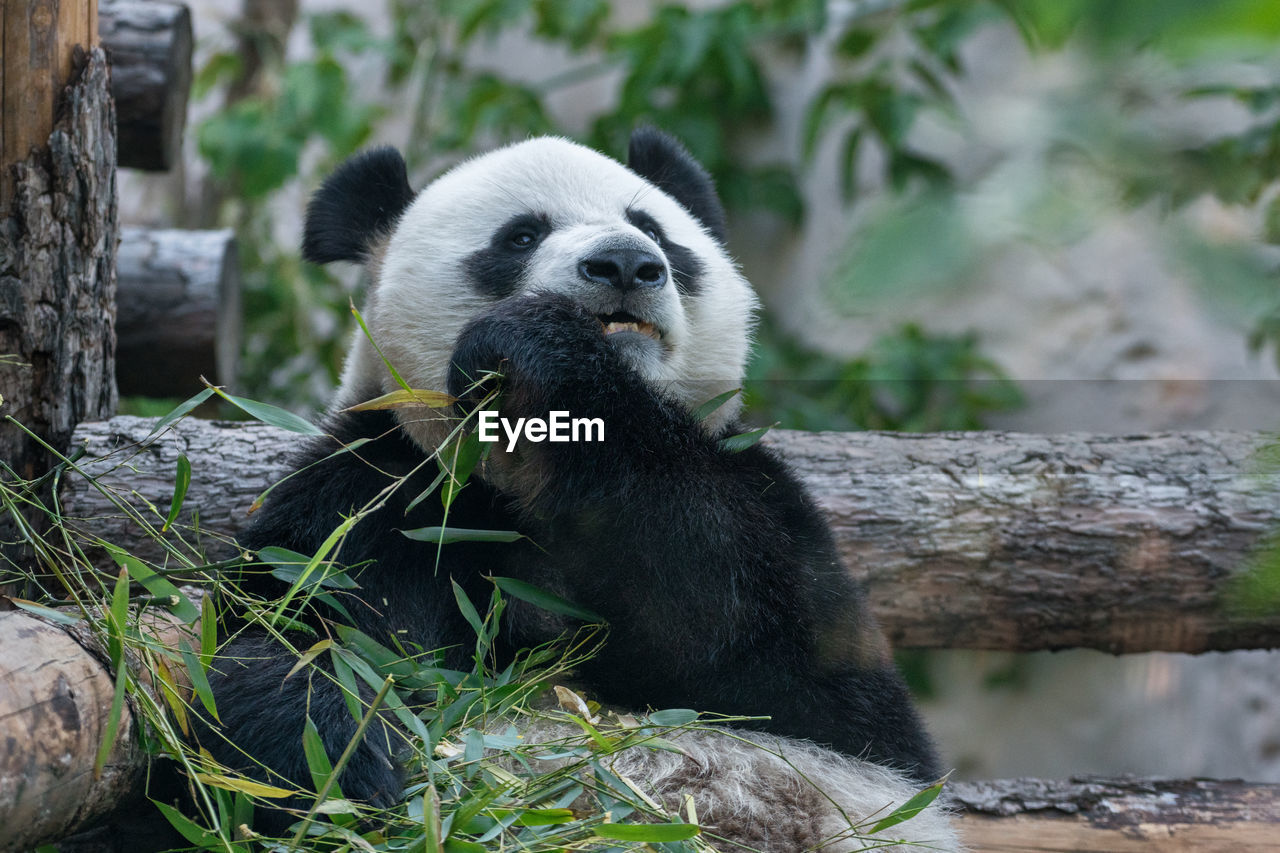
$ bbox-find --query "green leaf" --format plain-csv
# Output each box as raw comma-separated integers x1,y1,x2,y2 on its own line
180,638,219,723
691,388,741,423
94,659,129,777
146,388,214,437
303,715,341,797
9,598,82,625
107,566,130,669
451,579,486,639
440,430,484,511
401,526,525,545
153,801,218,848
648,708,700,727
209,386,325,435
514,808,576,826
106,545,200,623
490,576,604,623
200,594,217,672
718,424,775,453
869,780,945,834
594,822,700,842
351,301,412,393
261,546,359,589
442,841,485,853
162,454,192,533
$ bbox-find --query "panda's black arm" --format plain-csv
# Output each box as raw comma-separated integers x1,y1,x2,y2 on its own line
450,295,941,780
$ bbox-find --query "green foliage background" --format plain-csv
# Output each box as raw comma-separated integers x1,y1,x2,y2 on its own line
190,0,1279,433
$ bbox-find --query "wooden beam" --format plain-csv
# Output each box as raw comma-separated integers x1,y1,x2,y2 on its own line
61,419,1280,654
949,776,1280,852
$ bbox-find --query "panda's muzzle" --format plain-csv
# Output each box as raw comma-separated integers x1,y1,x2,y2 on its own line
578,247,668,293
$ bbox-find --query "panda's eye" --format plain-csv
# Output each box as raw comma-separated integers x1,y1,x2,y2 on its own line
510,231,537,249
643,226,661,244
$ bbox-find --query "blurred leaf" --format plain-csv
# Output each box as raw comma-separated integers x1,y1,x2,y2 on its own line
402,526,524,545
594,823,700,842
162,454,191,533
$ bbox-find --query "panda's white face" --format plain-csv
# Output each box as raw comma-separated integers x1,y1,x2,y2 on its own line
340,137,757,450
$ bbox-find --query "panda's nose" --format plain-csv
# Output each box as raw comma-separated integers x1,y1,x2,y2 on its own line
578,248,667,292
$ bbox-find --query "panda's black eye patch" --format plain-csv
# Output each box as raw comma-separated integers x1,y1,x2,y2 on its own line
626,210,665,245
465,213,551,298
498,214,550,250
626,208,705,296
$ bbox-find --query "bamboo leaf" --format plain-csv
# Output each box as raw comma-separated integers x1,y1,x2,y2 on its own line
206,384,325,435
193,773,300,799
691,388,741,423
9,598,82,625
200,593,217,672
490,576,604,623
451,579,485,638
869,780,945,834
93,661,129,777
718,423,775,453
180,638,219,723
153,801,218,848
344,388,456,411
163,454,192,532
593,823,700,842
402,526,524,545
302,715,340,797
106,544,200,622
155,656,190,736
286,639,335,680
648,708,699,727
146,388,214,437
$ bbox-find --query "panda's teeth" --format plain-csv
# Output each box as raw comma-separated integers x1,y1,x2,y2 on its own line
602,320,659,339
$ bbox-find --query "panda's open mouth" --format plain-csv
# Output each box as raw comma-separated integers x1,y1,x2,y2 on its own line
598,312,661,341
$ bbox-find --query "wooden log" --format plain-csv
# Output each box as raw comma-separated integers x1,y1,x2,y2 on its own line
115,226,241,397
60,418,1280,654
0,26,115,484
949,776,1280,851
0,611,143,852
99,0,192,172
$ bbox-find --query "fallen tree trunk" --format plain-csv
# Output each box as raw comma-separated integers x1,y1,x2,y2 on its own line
61,417,1280,654
115,226,241,396
0,611,144,852
949,776,1280,851
100,0,193,172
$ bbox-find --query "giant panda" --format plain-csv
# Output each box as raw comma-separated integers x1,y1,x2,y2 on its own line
202,128,961,850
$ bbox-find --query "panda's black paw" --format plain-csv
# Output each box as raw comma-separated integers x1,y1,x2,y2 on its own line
448,293,611,412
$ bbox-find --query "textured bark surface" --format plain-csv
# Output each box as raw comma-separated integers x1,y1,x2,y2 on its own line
0,611,143,853
116,226,240,396
61,418,1280,654
0,46,117,479
949,776,1280,851
100,0,192,171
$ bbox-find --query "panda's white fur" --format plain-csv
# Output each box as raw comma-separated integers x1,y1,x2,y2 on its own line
340,137,756,448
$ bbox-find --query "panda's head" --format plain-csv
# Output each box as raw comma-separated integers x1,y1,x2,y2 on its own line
304,128,757,450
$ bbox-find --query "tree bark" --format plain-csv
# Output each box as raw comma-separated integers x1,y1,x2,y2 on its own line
949,776,1280,851
100,0,192,172
116,226,240,396
60,418,1280,654
0,611,144,853
0,46,118,480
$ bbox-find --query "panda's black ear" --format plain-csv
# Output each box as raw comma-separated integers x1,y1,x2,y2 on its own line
627,127,728,245
303,146,416,264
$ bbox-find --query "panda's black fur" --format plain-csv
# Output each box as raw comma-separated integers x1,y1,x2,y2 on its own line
202,129,948,845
